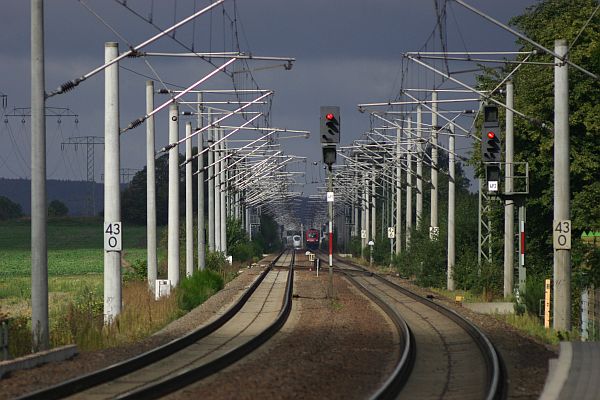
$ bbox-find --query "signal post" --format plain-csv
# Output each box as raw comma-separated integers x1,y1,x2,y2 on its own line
320,106,340,299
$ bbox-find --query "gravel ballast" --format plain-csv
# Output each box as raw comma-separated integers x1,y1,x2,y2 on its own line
1,261,555,400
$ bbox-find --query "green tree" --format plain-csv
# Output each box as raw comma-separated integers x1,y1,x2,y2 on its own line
121,151,207,225
227,216,261,262
0,195,22,220
253,214,282,253
476,0,600,285
48,199,68,217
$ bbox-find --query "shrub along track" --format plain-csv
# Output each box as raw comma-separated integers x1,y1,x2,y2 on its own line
18,249,295,400
328,255,507,400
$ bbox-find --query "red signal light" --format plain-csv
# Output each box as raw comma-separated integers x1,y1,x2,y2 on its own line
487,131,496,139
326,113,335,121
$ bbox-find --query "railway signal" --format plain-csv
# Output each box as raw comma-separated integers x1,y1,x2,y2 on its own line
320,106,340,298
320,106,340,166
320,106,340,144
481,105,501,191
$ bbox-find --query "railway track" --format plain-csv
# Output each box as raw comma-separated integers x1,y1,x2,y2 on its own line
327,255,507,400
20,250,295,400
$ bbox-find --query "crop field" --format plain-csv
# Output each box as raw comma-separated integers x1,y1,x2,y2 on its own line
0,218,149,278
0,218,158,314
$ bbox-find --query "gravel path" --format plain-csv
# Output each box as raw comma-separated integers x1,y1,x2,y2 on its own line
166,269,400,400
1,259,555,400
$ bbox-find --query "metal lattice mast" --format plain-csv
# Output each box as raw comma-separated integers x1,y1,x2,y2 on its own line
478,178,492,265
61,136,104,216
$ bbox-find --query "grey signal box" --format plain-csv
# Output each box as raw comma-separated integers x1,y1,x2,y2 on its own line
320,106,340,144
481,105,501,163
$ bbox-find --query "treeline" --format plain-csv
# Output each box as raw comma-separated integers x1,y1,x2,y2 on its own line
476,0,600,292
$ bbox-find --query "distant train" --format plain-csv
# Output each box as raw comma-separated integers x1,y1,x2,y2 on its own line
305,228,319,251
292,235,302,249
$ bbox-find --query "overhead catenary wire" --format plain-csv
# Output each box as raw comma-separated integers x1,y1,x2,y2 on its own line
47,0,225,98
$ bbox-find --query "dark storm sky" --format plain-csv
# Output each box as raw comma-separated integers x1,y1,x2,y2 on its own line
0,0,540,194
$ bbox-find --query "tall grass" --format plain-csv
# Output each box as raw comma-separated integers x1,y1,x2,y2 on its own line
498,313,566,345
5,281,181,356
4,272,230,356
0,218,230,356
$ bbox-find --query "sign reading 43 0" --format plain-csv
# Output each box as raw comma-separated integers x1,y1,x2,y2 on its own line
553,219,571,250
104,222,122,251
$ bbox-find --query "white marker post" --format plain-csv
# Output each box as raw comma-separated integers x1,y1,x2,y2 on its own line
103,42,122,323
104,222,122,251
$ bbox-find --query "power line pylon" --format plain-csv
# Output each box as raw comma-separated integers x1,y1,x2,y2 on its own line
478,178,493,265
61,136,104,216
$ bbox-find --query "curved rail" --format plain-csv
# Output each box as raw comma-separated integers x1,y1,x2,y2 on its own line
331,255,507,400
119,249,295,399
20,251,289,400
341,270,415,400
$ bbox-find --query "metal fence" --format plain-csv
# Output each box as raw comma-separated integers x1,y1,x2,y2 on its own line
581,287,600,341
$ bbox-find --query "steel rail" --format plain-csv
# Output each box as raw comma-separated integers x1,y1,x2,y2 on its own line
341,271,416,400
18,251,288,400
331,255,507,400
118,250,296,399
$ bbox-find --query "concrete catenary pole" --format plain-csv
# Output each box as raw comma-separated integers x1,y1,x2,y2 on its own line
354,154,359,239
553,39,571,331
168,104,180,287
31,0,49,350
371,172,376,243
197,93,205,270
447,124,456,291
395,127,402,255
146,80,157,289
363,174,369,255
245,202,251,239
185,122,194,276
416,105,423,227
219,128,227,255
327,166,334,297
504,81,515,298
430,90,439,234
406,116,413,249
207,109,215,251
214,127,222,252
104,42,122,322
353,189,359,238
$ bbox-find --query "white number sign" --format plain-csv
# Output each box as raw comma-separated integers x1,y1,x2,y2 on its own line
429,226,440,241
387,227,395,239
326,191,334,202
361,229,367,239
553,220,571,250
488,180,499,192
104,222,122,251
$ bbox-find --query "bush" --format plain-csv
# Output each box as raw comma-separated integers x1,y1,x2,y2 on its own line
48,200,68,217
348,237,362,258
205,251,228,273
473,260,503,301
177,270,224,311
373,236,392,265
393,226,447,287
522,275,546,317
123,259,147,282
453,248,480,290
0,196,22,220
230,241,261,263
7,315,31,358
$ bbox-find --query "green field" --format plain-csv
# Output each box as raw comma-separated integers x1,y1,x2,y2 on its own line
0,218,151,278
